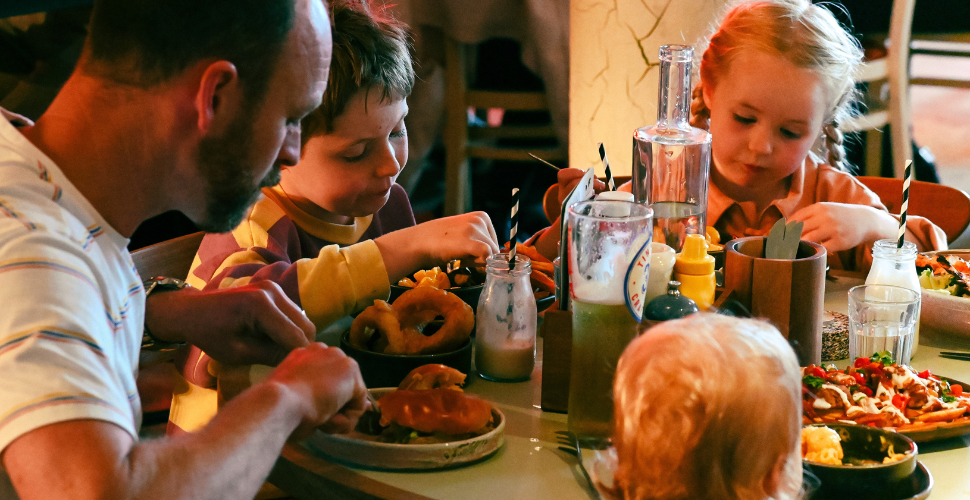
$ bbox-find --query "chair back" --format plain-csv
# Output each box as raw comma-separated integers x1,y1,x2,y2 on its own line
443,36,565,215
131,231,205,280
840,0,915,178
857,176,970,243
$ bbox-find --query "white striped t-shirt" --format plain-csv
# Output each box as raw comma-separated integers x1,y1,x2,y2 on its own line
0,116,143,495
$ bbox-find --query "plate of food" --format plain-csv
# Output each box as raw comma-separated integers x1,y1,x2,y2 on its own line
916,250,970,337
304,365,505,470
801,352,970,443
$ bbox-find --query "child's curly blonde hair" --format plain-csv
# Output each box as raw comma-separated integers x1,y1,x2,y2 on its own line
606,314,803,500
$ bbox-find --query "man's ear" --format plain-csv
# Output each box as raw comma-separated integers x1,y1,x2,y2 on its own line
195,61,240,134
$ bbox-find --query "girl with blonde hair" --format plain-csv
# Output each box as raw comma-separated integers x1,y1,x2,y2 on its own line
604,314,803,500
692,0,945,270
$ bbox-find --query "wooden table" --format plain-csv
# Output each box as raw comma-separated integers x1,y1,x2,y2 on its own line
270,273,970,499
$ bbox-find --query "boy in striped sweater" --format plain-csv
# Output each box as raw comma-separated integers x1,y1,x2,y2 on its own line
168,1,498,434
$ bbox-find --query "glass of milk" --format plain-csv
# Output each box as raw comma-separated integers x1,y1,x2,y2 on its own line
475,254,537,382
847,284,920,365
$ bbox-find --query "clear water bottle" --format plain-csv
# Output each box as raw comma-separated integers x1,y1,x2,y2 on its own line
632,44,712,252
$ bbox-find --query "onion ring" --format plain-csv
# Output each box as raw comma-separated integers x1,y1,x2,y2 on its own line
398,364,467,391
392,287,475,355
348,300,406,353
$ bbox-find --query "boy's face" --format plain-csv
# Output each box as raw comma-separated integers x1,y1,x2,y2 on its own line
284,88,408,218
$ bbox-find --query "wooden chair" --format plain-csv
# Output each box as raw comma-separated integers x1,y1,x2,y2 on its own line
132,231,205,280
857,176,970,243
130,231,205,431
840,0,915,179
443,37,566,215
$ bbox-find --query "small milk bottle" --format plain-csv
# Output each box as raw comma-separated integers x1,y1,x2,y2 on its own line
865,239,921,355
475,254,537,382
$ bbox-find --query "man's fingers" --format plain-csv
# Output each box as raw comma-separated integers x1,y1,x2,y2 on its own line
256,308,313,350
264,284,316,343
239,341,288,366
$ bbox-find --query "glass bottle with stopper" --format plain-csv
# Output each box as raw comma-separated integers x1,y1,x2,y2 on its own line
632,44,712,252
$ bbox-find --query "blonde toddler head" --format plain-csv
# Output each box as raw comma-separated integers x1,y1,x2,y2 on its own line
607,313,803,500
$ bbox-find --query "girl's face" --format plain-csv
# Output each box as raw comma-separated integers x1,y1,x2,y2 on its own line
282,88,408,220
704,50,828,190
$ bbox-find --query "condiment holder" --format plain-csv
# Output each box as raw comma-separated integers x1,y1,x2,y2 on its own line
724,236,827,365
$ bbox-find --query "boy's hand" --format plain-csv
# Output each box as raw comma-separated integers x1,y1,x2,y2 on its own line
268,343,369,438
375,211,500,281
791,202,898,255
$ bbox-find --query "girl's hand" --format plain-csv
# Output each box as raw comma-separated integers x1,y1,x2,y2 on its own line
790,202,898,254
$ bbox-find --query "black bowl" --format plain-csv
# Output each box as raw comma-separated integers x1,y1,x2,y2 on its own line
339,331,473,388
803,423,917,500
389,284,485,310
536,294,556,312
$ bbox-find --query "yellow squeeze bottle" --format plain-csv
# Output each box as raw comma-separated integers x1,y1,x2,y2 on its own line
673,234,716,310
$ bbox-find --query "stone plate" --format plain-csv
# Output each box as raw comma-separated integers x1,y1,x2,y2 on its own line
303,388,505,471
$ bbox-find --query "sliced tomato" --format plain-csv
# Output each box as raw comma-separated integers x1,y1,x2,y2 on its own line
854,357,871,368
859,386,874,397
951,384,964,396
892,394,908,410
853,372,867,385
810,366,826,379
918,369,932,379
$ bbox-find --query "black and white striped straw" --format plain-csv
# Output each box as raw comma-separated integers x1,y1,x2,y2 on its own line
509,188,519,270
598,143,616,191
897,159,913,249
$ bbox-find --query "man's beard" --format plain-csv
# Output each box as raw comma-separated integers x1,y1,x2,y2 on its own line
195,116,282,233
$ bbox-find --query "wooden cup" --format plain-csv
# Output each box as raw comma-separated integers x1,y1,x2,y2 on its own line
724,236,827,366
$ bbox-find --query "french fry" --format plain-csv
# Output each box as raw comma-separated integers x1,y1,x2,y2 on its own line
531,271,555,293
915,407,968,423
855,413,894,427
515,243,551,264
532,261,555,274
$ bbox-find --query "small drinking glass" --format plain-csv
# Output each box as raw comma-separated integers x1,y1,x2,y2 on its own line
847,284,920,365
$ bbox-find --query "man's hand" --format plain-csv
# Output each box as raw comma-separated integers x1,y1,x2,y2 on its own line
374,211,500,281
145,280,316,366
268,343,369,438
3,345,366,500
791,202,898,255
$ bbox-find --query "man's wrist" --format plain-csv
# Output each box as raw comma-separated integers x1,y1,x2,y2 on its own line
142,277,192,349
259,379,310,430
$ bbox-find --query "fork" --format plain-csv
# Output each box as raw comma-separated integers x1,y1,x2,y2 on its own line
555,430,602,499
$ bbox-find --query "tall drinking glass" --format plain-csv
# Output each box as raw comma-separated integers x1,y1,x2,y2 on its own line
566,200,653,443
632,44,711,252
